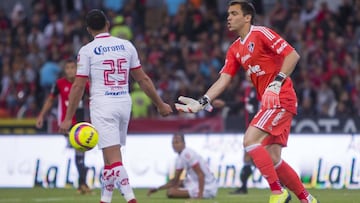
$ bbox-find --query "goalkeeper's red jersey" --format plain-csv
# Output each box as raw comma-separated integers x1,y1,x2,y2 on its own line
220,25,297,114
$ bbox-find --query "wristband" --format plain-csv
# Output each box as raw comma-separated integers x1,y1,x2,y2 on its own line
274,72,286,83
198,95,213,112
198,95,211,106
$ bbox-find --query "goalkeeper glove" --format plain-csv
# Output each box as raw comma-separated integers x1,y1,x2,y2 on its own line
261,72,286,109
175,95,213,113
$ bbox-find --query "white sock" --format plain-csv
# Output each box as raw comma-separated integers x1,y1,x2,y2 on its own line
112,163,136,202
100,167,114,203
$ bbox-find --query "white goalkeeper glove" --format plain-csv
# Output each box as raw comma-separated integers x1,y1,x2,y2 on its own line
261,72,286,109
175,95,213,113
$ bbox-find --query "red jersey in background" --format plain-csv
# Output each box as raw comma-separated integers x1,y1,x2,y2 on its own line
49,77,90,125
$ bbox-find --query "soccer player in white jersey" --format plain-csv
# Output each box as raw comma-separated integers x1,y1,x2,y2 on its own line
147,133,218,199
59,9,172,203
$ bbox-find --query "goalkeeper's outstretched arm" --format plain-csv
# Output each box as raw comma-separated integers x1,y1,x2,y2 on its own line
204,73,232,101
175,73,232,113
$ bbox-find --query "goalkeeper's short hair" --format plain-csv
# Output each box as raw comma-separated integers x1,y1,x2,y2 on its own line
228,0,256,25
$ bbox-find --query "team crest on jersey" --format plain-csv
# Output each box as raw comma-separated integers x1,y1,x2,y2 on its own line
248,42,255,52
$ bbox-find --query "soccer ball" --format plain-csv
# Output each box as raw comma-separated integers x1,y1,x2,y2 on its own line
68,122,99,152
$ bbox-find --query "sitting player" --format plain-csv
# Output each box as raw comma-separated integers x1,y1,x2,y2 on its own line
147,133,218,199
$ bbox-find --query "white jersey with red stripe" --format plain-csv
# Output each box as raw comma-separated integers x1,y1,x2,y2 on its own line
76,32,141,103
176,147,216,185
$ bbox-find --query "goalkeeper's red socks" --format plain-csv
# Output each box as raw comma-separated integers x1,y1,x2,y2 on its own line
246,144,283,193
275,159,310,201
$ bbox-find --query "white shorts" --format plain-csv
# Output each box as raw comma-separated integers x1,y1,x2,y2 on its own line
183,178,218,199
90,100,131,149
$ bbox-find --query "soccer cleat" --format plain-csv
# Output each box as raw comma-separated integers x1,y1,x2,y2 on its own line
306,194,319,203
229,187,248,195
269,189,291,203
78,184,95,195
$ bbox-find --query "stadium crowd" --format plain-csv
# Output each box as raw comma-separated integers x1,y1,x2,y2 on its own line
0,0,360,120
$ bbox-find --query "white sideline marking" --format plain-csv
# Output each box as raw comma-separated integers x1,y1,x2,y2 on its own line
0,199,21,202
0,197,96,202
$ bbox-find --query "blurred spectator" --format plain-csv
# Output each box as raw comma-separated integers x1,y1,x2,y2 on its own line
26,43,46,70
0,8,10,30
300,1,318,24
27,25,46,50
0,63,12,109
165,0,185,18
337,0,353,27
43,12,63,45
102,0,126,13
296,77,317,116
39,56,61,94
317,82,337,117
336,90,354,117
145,0,166,31
284,9,303,46
10,2,26,28
268,0,288,32
130,82,152,118
110,15,133,40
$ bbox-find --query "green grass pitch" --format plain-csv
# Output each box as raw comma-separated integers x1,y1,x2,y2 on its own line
0,187,359,203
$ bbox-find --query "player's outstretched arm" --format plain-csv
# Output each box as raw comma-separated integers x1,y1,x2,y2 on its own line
175,73,232,113
130,68,172,116
147,169,183,197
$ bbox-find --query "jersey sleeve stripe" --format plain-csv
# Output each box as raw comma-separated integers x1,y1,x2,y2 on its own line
130,65,142,70
76,75,89,78
253,26,275,40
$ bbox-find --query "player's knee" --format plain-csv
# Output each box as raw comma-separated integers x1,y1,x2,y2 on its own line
243,135,262,148
243,138,260,148
243,152,252,162
267,146,282,164
269,152,281,164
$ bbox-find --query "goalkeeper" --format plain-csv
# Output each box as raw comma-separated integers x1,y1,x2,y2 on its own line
175,1,318,203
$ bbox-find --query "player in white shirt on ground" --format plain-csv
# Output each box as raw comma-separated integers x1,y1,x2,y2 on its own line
147,133,218,199
59,9,172,203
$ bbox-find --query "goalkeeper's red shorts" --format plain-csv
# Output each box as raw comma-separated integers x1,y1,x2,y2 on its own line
250,108,294,147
